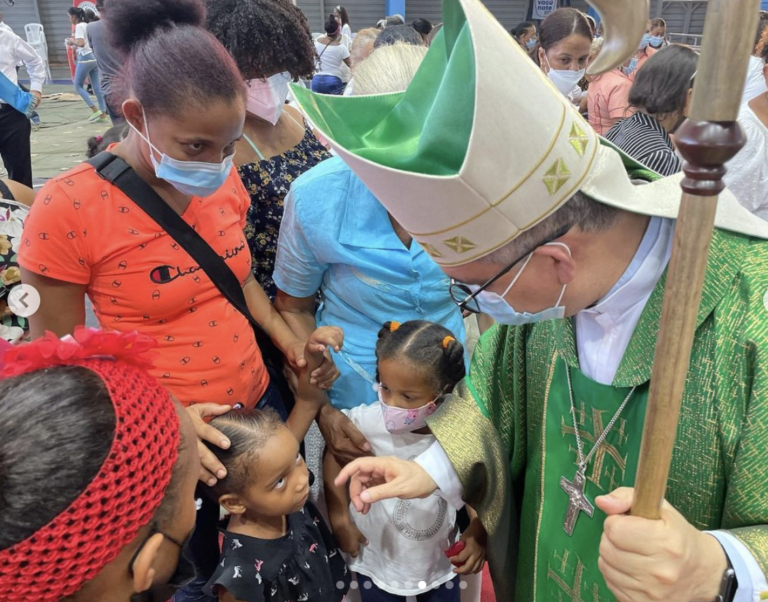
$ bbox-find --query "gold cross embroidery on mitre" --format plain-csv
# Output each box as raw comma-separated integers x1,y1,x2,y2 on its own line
569,123,590,157
543,159,572,195
443,236,477,254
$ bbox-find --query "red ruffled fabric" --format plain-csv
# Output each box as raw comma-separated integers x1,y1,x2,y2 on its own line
0,328,177,602
0,326,158,378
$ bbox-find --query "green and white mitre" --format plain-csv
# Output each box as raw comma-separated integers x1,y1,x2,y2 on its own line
292,0,768,266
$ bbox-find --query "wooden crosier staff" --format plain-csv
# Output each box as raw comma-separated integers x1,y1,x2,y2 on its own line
586,0,761,519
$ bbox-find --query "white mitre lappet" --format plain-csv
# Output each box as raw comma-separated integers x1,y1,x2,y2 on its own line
292,0,768,267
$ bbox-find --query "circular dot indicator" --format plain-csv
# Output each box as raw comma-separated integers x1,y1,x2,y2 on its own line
336,581,346,590
460,580,468,589
418,581,427,589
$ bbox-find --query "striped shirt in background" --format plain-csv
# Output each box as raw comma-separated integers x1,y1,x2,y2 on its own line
604,111,682,177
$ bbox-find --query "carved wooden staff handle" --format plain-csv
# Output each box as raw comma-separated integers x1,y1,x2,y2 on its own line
628,0,761,519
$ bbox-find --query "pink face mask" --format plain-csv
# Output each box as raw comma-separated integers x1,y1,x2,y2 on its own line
378,385,439,435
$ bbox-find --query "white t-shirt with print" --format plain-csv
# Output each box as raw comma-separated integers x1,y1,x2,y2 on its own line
342,402,459,596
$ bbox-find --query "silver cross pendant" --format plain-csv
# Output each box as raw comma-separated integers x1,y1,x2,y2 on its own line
560,467,595,536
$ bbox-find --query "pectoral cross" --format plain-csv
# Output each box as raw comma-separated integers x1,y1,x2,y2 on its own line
560,468,594,536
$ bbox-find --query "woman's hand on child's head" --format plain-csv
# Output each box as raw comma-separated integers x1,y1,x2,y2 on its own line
451,517,487,575
186,403,232,486
331,518,368,558
334,457,438,513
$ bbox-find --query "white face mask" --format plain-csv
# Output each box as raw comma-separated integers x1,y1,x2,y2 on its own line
245,73,292,125
470,242,571,326
544,54,586,96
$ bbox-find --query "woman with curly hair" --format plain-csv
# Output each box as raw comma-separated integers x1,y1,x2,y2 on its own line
206,0,331,302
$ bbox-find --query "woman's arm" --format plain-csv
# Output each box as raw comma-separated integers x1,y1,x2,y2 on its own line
274,289,317,342
22,269,86,339
242,273,308,369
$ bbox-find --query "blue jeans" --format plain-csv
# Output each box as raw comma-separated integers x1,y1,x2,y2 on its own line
359,576,461,602
173,380,286,602
74,53,106,112
311,74,345,95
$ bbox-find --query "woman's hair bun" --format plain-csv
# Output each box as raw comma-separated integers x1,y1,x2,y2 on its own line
107,0,206,54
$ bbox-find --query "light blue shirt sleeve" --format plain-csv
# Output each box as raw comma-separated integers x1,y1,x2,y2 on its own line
273,189,329,298
707,530,768,602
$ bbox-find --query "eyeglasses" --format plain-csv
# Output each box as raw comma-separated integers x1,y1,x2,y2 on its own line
448,225,571,314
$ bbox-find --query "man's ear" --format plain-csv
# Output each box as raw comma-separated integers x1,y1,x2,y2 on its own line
131,532,164,594
220,493,247,516
533,243,576,285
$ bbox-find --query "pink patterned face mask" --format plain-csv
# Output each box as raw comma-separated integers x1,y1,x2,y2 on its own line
378,385,439,434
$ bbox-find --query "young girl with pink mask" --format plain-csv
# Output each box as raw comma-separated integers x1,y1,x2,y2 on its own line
324,320,487,602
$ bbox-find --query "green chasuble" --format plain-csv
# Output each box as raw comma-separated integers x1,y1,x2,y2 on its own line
428,227,768,601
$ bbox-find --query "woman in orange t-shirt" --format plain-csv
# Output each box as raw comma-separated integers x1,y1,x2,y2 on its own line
19,0,335,431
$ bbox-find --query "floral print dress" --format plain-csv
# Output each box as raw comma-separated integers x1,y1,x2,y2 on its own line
0,197,30,343
239,116,331,300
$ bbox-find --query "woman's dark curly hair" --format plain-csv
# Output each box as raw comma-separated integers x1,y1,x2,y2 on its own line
205,0,316,81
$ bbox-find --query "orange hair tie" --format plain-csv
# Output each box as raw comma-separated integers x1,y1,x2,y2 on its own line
389,321,401,332
442,336,455,349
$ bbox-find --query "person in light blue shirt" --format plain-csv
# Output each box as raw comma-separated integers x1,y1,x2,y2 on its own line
274,156,466,412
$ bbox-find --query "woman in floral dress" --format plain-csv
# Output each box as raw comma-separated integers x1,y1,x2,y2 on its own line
0,179,34,342
207,0,331,301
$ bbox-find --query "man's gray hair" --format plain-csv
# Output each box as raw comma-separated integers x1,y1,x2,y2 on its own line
479,192,620,265
352,42,428,95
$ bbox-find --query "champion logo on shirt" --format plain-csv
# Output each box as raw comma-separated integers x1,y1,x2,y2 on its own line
149,242,245,284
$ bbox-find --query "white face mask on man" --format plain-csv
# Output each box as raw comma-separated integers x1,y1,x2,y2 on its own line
245,73,292,125
470,242,571,326
544,54,586,96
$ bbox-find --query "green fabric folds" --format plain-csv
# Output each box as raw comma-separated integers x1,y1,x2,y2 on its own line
291,0,475,176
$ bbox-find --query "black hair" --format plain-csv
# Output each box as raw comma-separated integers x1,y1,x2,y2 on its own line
106,0,246,114
83,9,99,22
756,12,768,55
325,14,341,36
411,18,433,36
376,321,465,397
68,6,88,23
374,25,424,48
86,123,128,158
0,366,186,548
532,8,593,66
629,45,697,116
206,0,315,81
513,21,534,41
334,5,350,27
204,408,283,501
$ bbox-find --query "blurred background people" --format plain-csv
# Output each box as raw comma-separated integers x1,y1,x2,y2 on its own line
412,18,433,44
313,15,351,94
86,0,123,122
513,21,536,51
66,6,108,122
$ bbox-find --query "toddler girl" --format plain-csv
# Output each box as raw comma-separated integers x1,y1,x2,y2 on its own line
205,327,350,602
324,320,487,601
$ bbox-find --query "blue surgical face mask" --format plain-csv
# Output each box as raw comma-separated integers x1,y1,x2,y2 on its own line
622,57,638,76
649,35,664,48
526,37,538,50
639,33,651,50
470,242,571,326
128,109,234,198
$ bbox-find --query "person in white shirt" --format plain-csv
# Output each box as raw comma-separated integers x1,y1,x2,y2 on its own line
66,6,108,122
324,320,486,601
312,16,351,95
726,45,768,219
0,11,12,33
0,28,44,187
333,5,353,42
743,12,768,104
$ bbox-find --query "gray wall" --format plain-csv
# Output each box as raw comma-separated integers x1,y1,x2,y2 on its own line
2,0,42,41
37,0,72,63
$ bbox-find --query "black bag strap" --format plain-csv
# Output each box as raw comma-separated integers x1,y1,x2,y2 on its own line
87,151,261,332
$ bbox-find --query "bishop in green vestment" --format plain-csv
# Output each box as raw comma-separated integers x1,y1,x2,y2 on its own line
289,0,768,598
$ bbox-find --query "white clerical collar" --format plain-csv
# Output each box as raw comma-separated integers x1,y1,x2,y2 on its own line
581,216,674,318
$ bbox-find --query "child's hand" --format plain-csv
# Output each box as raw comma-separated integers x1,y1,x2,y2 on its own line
450,516,487,575
331,516,368,558
295,326,343,394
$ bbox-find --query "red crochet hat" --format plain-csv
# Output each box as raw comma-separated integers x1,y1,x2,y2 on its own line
0,328,180,602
